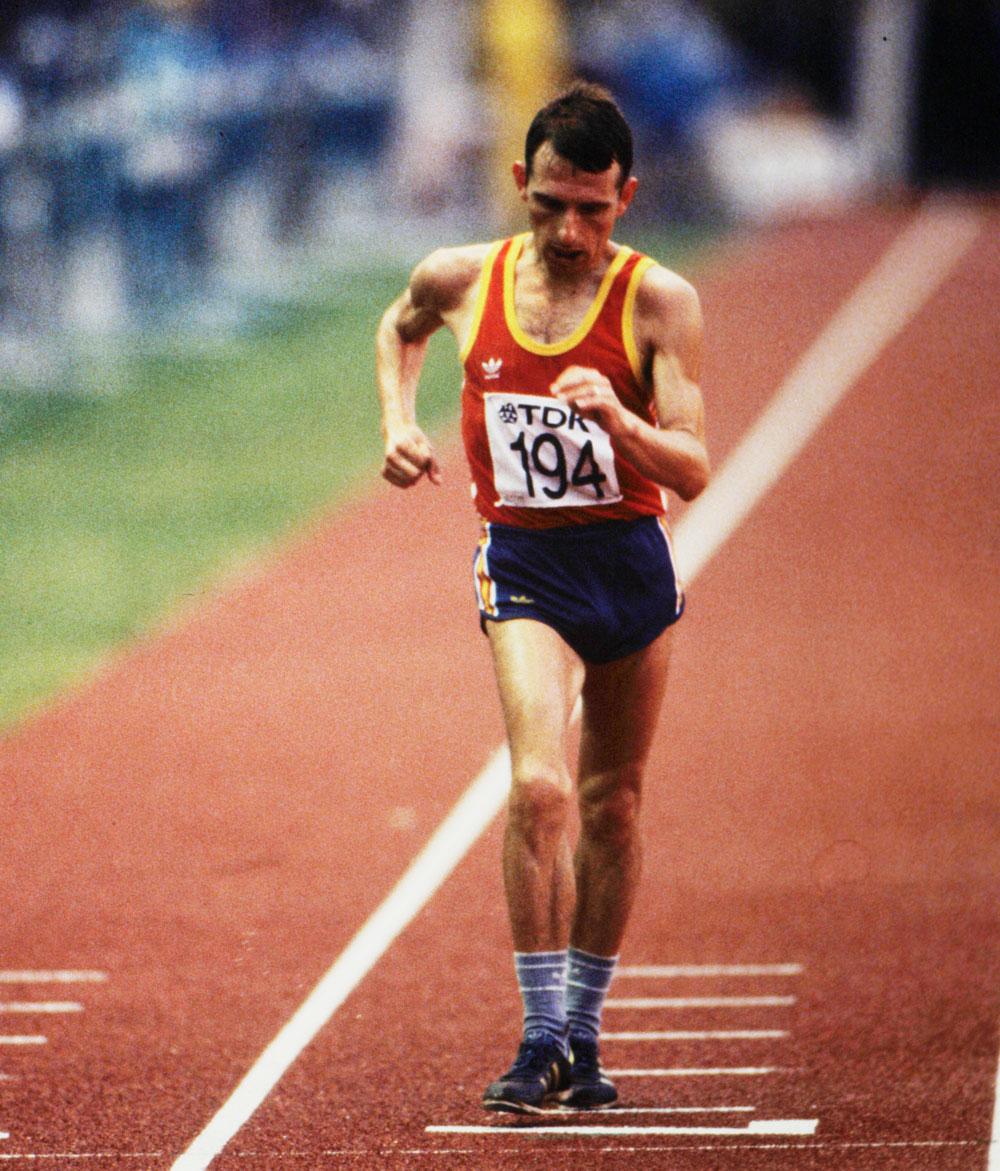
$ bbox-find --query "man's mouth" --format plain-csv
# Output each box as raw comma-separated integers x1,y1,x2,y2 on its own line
549,245,584,262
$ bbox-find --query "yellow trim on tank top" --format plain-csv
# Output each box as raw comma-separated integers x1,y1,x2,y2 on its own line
502,233,633,356
622,255,655,384
459,239,506,363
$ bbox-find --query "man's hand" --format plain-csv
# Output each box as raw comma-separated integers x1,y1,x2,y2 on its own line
551,366,637,439
382,422,443,488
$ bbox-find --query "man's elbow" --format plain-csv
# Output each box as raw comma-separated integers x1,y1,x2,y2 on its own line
676,456,710,502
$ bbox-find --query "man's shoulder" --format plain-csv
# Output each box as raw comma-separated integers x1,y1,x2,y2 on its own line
627,252,702,335
411,241,500,313
626,250,698,308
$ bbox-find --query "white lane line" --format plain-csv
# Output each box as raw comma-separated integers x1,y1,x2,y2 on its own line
0,1004,82,1015
0,1039,46,1047
988,1025,1000,1171
169,745,513,1171
672,200,982,582
0,973,107,985
602,1030,786,1041
426,1119,818,1137
538,1106,756,1115
604,996,795,1009
617,964,802,978
607,1067,780,1077
170,202,981,1171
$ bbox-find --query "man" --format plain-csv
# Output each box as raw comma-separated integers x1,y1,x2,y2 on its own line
376,83,709,1113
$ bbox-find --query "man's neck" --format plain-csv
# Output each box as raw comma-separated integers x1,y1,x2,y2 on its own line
522,238,616,296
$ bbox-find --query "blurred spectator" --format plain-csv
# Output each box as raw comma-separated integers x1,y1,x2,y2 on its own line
571,0,748,218
13,11,77,111
0,0,403,341
390,0,483,217
0,0,992,365
0,66,27,316
0,68,24,152
574,1,747,148
114,0,222,316
274,6,394,240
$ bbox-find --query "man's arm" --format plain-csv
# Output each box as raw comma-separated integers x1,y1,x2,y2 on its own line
376,247,483,489
551,266,709,502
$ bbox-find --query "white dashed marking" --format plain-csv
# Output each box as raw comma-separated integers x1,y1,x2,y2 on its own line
606,1067,781,1077
0,974,107,985
426,1119,818,1137
540,1105,756,1115
0,1005,82,1015
601,1030,787,1041
604,996,795,1009
617,964,802,978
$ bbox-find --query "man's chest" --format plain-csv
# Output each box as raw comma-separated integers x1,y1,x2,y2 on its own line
512,283,599,345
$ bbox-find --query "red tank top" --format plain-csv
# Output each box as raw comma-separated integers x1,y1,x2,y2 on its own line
460,233,665,528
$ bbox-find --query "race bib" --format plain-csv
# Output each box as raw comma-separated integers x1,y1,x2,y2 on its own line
485,392,622,508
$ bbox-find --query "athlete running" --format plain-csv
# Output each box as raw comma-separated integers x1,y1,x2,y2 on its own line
376,82,709,1113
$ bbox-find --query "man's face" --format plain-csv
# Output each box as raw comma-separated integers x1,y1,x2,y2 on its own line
514,140,638,279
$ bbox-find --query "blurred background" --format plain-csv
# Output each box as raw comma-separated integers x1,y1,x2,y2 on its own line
1,0,997,729
1,0,996,359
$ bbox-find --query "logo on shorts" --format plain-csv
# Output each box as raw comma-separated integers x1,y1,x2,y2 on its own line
482,357,503,380
510,595,534,604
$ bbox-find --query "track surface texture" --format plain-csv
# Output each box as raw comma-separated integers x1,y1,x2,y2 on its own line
1,202,998,1169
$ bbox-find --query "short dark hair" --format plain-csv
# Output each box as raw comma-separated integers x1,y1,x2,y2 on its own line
524,82,634,187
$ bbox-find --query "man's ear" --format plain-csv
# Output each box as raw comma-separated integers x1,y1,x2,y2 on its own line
617,174,639,214
512,160,529,200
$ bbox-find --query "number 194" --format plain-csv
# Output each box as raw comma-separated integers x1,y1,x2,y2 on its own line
509,432,608,500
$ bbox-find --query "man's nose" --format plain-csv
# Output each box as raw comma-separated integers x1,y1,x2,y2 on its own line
557,210,582,243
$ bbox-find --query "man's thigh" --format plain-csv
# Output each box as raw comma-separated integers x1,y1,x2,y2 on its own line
486,618,585,770
579,626,673,777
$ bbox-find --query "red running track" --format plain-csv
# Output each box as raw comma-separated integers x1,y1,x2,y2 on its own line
0,202,998,1169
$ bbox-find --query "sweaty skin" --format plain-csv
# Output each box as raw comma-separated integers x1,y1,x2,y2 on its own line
376,143,709,958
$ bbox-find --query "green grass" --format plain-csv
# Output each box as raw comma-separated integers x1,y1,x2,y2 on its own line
0,269,455,729
0,229,714,731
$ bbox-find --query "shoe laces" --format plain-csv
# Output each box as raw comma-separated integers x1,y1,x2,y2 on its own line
509,1034,562,1077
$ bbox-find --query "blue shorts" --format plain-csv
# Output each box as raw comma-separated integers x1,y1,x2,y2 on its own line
472,516,684,664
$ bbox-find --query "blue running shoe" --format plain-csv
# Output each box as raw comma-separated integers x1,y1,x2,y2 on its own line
562,1036,618,1109
482,1032,571,1114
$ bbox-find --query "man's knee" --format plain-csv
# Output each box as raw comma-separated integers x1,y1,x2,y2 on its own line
508,763,571,842
579,770,643,850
